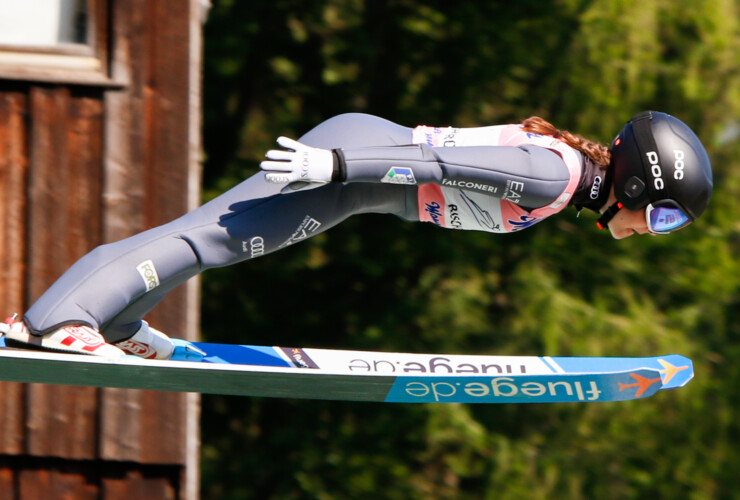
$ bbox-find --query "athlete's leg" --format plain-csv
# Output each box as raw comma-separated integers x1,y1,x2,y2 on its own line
23,114,416,342
102,181,415,341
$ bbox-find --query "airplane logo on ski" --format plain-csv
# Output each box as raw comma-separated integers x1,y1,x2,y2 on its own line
618,359,690,397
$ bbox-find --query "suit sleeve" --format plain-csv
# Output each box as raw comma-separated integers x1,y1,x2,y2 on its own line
337,143,573,209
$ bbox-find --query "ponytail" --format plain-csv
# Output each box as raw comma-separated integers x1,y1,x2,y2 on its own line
521,116,611,166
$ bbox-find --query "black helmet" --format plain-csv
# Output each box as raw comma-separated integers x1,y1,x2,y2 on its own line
598,111,713,233
611,111,713,219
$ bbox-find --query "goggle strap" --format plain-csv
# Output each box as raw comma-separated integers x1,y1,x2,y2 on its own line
596,201,624,230
631,112,671,202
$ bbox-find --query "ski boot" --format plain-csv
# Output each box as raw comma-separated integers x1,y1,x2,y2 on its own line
2,314,125,357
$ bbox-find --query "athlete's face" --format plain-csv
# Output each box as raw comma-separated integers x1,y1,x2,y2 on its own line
601,187,652,239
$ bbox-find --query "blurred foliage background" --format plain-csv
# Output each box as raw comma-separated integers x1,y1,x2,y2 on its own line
198,1,740,498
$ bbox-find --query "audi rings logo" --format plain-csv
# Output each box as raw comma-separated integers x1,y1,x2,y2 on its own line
249,236,265,258
590,175,602,200
242,236,265,258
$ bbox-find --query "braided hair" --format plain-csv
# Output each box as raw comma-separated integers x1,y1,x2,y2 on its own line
521,117,611,166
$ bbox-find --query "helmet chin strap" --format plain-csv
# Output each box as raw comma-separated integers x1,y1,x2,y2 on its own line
596,201,624,230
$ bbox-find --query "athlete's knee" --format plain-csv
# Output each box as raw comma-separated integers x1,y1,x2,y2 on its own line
72,241,119,269
299,113,408,149
319,113,397,132
321,112,377,126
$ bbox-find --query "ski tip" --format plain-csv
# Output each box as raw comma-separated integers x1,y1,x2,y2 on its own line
655,356,694,389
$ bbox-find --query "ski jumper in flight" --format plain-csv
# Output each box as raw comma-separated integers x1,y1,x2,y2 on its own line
3,111,713,359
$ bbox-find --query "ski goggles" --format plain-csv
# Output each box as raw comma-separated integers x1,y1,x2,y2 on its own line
645,200,692,234
597,199,692,234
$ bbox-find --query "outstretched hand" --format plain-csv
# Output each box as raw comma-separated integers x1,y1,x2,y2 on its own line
260,137,334,188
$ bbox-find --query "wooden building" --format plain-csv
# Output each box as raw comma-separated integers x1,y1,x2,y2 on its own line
0,1,208,498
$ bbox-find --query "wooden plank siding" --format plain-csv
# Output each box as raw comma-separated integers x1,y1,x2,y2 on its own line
0,0,204,498
0,88,28,458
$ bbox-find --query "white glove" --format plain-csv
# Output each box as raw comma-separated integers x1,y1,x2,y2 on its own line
260,137,334,187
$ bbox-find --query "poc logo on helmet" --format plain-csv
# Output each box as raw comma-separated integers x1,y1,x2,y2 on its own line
646,150,686,190
673,150,685,180
645,151,665,190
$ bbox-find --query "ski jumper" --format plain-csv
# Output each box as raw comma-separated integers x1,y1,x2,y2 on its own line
23,113,599,343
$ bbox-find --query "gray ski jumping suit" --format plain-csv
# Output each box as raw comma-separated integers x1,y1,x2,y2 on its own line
23,113,607,342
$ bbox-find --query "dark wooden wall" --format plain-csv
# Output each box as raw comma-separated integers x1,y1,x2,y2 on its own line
0,1,203,499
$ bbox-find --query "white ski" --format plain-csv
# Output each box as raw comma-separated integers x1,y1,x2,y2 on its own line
0,338,692,403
